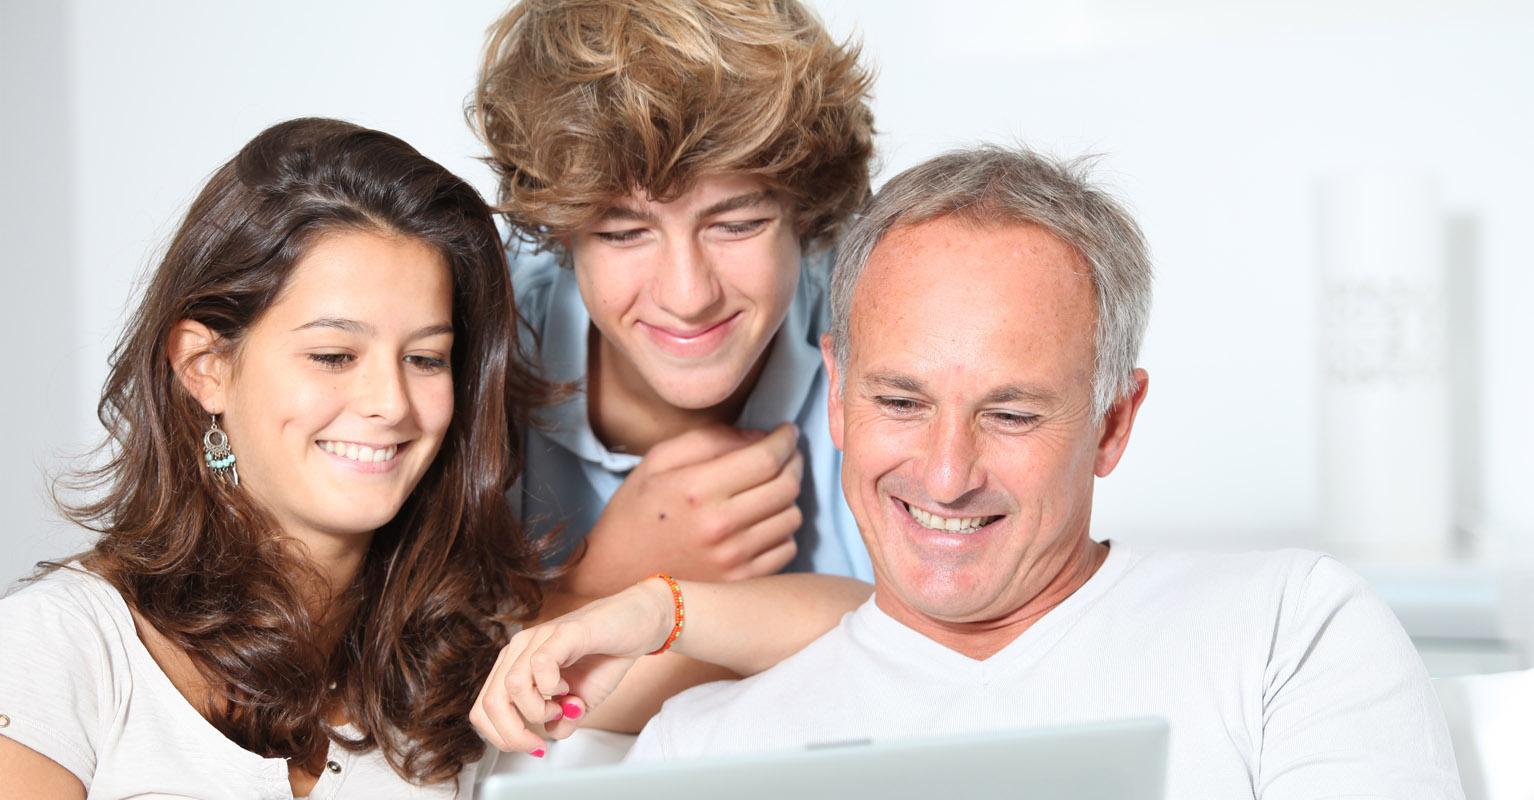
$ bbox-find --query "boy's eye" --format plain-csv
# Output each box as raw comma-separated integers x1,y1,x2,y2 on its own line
714,219,769,236
308,352,353,369
593,228,646,244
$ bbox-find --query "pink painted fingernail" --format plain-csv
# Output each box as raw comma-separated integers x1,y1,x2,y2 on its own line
530,748,546,758
562,702,583,720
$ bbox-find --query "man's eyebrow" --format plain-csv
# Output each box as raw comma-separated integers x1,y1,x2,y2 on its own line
698,191,774,219
861,372,926,395
983,384,1057,405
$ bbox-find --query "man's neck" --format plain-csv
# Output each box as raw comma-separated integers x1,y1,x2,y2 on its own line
876,536,1109,661
586,326,769,455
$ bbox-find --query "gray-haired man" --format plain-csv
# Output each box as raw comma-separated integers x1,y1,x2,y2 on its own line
623,146,1463,798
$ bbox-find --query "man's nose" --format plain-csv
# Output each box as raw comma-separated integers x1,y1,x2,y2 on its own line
652,238,723,322
921,413,986,505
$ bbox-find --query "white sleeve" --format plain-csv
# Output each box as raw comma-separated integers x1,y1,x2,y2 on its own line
624,713,673,763
0,579,112,786
1257,556,1464,799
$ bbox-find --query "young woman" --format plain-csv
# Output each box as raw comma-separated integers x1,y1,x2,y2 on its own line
0,117,559,798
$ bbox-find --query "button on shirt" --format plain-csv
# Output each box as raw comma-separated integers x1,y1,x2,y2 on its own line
511,247,874,581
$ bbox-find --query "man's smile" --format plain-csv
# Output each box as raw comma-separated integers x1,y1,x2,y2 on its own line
897,498,1004,535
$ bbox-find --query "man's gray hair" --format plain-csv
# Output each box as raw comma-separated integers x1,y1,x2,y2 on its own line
829,145,1154,419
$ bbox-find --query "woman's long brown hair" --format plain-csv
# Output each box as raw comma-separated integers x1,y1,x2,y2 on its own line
56,117,555,783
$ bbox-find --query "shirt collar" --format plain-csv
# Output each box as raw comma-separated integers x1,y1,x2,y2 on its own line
535,267,641,472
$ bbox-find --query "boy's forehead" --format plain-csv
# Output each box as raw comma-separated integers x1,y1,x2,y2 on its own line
596,174,783,221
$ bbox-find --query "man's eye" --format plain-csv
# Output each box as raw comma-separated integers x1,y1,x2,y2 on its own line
876,397,922,414
989,411,1039,428
308,352,353,369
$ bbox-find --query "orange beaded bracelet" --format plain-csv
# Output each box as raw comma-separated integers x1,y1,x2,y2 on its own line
648,573,685,656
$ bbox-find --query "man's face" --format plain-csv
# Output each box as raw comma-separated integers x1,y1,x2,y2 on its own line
568,173,801,410
824,215,1143,626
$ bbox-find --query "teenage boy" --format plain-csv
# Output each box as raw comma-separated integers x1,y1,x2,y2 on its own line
474,0,877,597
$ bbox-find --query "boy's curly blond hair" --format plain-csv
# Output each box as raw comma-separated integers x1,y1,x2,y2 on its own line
473,0,875,251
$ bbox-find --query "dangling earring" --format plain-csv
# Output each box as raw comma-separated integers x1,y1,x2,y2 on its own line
203,414,239,486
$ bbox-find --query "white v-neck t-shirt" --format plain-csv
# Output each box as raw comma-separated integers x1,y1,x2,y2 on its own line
0,566,494,799
629,543,1464,800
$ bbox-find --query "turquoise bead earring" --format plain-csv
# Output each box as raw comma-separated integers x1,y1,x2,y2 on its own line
203,414,239,486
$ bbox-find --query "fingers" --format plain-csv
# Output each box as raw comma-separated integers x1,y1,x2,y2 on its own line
743,536,800,578
727,449,804,525
723,505,803,580
470,642,548,755
507,642,566,737
544,696,587,740
697,422,800,496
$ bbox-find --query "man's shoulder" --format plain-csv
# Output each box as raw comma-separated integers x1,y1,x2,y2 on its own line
1098,546,1370,633
1125,546,1338,594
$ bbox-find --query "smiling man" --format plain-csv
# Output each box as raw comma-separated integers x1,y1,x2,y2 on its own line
620,146,1465,798
473,0,877,599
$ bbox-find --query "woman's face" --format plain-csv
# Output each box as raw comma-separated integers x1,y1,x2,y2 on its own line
216,229,456,543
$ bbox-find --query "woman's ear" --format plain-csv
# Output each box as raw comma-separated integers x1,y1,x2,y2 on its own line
167,320,231,414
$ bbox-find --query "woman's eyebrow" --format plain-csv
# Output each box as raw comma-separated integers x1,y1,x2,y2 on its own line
293,318,453,341
294,316,369,334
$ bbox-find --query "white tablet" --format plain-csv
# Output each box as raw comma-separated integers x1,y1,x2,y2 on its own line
479,716,1168,800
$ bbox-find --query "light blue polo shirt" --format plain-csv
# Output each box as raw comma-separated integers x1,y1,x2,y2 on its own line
510,247,873,581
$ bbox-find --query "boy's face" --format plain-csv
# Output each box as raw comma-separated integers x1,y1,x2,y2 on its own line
567,173,801,410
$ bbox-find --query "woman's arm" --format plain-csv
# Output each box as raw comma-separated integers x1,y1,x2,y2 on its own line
471,573,871,753
0,738,87,800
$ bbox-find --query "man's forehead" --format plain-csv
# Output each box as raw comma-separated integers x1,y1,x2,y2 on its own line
856,217,1092,313
847,215,1098,389
860,369,1061,405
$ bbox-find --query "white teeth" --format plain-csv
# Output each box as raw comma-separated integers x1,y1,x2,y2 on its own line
904,502,996,534
317,441,399,463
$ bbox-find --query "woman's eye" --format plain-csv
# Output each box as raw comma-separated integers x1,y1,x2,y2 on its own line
405,355,449,374
308,352,353,369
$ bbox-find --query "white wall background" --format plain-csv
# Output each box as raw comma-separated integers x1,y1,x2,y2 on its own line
3,0,1531,588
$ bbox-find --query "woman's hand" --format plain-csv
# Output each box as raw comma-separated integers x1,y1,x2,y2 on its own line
470,578,675,753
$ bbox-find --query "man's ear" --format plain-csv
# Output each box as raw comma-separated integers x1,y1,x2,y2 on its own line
819,333,845,451
167,320,231,415
1094,368,1149,478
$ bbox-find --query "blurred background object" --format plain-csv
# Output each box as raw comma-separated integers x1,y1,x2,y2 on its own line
2,0,1530,674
